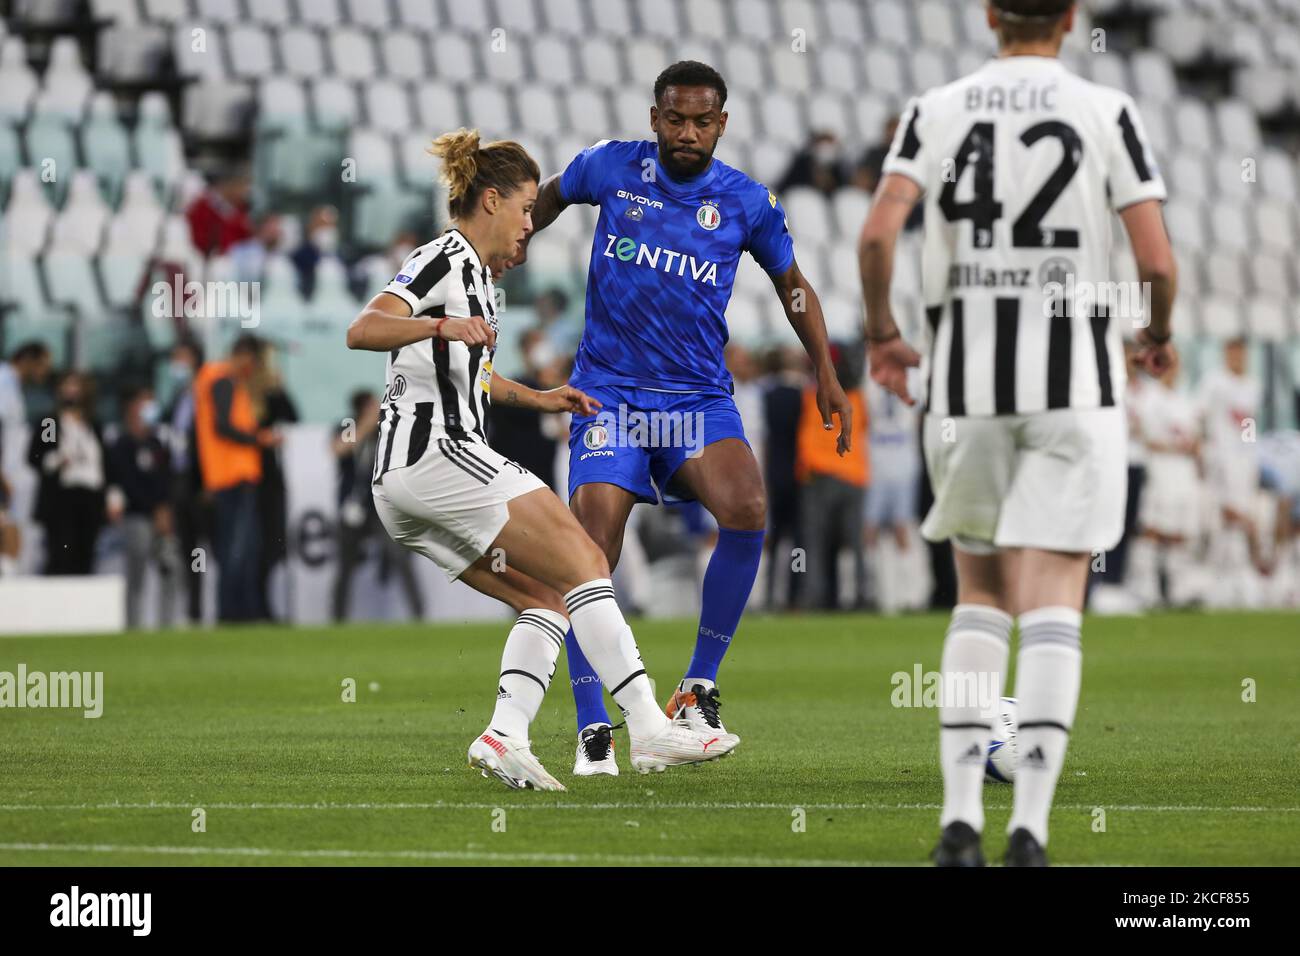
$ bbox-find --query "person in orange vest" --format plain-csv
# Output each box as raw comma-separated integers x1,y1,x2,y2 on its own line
795,343,870,610
193,334,281,622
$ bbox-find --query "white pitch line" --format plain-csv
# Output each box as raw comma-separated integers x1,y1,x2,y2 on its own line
0,842,887,867
0,801,1296,813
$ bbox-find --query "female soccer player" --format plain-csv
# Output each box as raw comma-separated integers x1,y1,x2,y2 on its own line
347,129,732,791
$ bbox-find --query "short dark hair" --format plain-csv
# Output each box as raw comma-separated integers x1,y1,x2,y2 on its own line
120,384,152,408
231,334,263,358
991,0,1073,43
654,60,728,108
350,389,376,418
9,340,50,364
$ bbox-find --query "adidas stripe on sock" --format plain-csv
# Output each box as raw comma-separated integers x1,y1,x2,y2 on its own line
1008,605,1083,847
939,603,1013,833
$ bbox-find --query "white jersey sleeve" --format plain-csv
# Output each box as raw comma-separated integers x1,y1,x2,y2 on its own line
1106,93,1167,211
882,96,934,192
382,244,454,315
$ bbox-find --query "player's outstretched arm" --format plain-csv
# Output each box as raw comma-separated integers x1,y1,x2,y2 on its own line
510,174,569,267
858,173,923,404
490,374,602,415
347,292,496,351
1120,199,1178,376
770,259,853,454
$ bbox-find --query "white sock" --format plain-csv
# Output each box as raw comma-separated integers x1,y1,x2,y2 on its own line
1008,605,1083,847
564,579,669,739
488,609,567,742
939,603,1013,833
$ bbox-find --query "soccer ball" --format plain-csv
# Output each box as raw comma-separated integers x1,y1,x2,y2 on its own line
985,696,1018,784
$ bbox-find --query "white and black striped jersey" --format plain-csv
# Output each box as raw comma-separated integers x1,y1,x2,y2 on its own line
372,228,500,483
884,56,1167,417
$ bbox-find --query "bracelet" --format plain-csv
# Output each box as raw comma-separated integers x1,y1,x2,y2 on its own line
432,317,447,339
1140,327,1171,345
866,328,901,345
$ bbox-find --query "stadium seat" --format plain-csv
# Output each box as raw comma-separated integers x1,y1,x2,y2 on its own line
396,131,437,192
1208,198,1251,253
577,36,624,85
769,40,814,95
533,33,577,87
279,27,326,79
864,46,910,100
24,115,79,208
182,80,255,139
0,249,69,363
721,39,767,95
347,127,398,184
380,32,427,80
141,0,189,24
393,0,439,33
363,80,414,134
329,27,378,81
0,37,37,123
519,86,564,139
1204,253,1248,299
589,0,632,37
106,170,165,251
297,0,344,29
134,94,186,200
870,0,916,48
1250,253,1294,300
51,170,110,254
227,24,276,79
562,85,612,143
342,0,392,30
33,37,93,122
916,0,959,49
465,85,514,140
173,22,228,82
623,36,668,90
494,0,540,33
78,92,132,208
311,77,361,132
430,32,479,84
1130,51,1178,103
98,23,168,83
758,90,805,148
43,246,106,325
817,42,862,95
2,170,53,254
98,247,148,313
195,0,242,22
412,80,461,132
807,91,854,145
0,124,23,207
831,188,871,244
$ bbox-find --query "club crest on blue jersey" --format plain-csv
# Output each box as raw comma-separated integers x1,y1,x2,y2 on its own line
625,205,644,221
696,202,721,230
584,424,609,449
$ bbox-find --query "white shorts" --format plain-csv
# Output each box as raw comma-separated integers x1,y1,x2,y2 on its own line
920,407,1127,555
1140,454,1201,540
373,438,547,580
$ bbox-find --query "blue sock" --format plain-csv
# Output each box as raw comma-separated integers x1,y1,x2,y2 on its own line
565,627,612,732
685,527,765,684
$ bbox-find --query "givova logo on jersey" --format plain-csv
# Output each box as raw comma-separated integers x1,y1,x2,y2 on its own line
602,234,719,285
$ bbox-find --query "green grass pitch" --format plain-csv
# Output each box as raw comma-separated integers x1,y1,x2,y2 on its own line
1,612,1296,866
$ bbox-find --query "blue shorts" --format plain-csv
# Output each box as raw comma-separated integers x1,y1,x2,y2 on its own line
567,383,749,505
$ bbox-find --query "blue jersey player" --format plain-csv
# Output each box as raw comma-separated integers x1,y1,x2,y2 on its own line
517,61,852,776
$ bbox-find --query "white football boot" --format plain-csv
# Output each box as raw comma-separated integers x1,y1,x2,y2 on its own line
468,729,566,792
629,718,737,774
573,723,619,777
664,679,741,752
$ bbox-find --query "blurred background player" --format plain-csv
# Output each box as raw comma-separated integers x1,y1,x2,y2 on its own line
1127,352,1204,608
864,375,922,613
518,60,852,773
859,0,1176,865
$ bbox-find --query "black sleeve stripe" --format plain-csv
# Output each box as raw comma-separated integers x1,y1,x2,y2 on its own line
1118,107,1153,183
406,249,452,300
897,104,922,161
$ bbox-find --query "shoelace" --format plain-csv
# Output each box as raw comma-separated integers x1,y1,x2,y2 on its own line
580,724,615,761
689,685,724,730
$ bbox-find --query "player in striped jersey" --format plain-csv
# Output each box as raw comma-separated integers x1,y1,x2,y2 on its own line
347,129,736,790
858,1,1177,865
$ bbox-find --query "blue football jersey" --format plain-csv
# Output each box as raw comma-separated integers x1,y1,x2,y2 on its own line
559,140,794,393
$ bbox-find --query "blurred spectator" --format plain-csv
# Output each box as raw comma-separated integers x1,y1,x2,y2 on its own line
795,344,869,609
855,115,923,231
163,339,209,623
761,346,806,609
777,130,850,197
532,286,581,352
194,334,280,622
864,377,920,610
291,205,341,298
105,386,179,628
853,116,900,194
727,343,766,469
229,212,285,283
0,342,53,574
186,165,254,257
250,341,298,619
1092,340,1148,607
331,390,424,621
28,371,106,575
490,327,564,489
